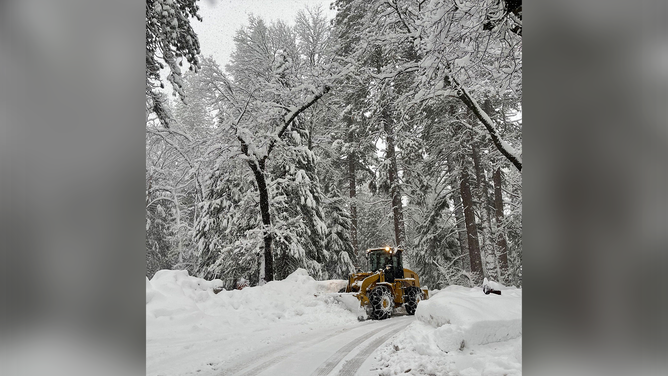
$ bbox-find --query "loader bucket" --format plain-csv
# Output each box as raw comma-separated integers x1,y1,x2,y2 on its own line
331,292,368,320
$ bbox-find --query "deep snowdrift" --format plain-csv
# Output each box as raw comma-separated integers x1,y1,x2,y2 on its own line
416,284,522,352
373,283,522,375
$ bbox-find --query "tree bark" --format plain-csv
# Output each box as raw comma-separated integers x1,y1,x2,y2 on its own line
460,165,483,283
172,187,184,265
246,158,274,282
346,118,359,260
447,154,469,273
471,142,497,280
493,167,509,277
383,109,405,248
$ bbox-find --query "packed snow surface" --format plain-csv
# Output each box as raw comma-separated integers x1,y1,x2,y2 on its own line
146,270,522,376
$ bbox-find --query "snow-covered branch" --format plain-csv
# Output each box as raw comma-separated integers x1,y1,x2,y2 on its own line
452,76,522,171
268,85,331,157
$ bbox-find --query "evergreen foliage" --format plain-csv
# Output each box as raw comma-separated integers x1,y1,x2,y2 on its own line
146,2,522,288
146,0,203,127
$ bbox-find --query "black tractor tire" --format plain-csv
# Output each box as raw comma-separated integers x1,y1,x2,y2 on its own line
404,286,423,315
368,285,393,320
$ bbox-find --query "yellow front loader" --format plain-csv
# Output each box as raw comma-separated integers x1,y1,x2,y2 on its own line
336,247,429,320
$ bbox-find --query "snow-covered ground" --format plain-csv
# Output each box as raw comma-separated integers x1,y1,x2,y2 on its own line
369,284,522,376
146,269,522,376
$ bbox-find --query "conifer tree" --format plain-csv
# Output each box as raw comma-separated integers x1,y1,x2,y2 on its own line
194,16,333,283
146,0,202,127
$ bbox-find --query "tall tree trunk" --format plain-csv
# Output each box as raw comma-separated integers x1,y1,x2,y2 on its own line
471,142,497,280
383,109,405,247
493,167,509,278
247,159,273,282
447,155,470,274
347,119,359,261
372,47,405,248
460,165,483,283
172,187,184,265
307,117,315,151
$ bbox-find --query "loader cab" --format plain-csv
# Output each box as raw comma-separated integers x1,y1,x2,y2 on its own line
366,247,404,281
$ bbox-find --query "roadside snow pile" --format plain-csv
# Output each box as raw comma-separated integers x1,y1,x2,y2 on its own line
147,268,355,375
146,268,352,326
372,283,522,376
146,270,223,318
416,284,522,351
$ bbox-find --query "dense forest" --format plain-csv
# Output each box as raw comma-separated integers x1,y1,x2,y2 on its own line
146,0,522,289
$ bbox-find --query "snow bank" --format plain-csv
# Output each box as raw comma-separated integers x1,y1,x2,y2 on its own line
146,268,353,328
373,284,522,375
147,269,356,376
415,284,522,352
145,270,223,317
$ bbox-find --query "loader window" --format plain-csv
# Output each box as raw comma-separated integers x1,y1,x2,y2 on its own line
366,248,405,277
393,251,404,279
368,251,391,272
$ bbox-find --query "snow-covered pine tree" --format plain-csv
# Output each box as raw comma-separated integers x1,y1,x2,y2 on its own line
346,0,523,283
193,15,334,283
146,94,206,276
396,96,468,287
337,0,522,171
305,120,359,278
146,0,202,127
146,195,175,277
411,188,461,288
195,156,263,286
312,129,358,278
321,194,356,278
317,95,379,270
269,129,330,280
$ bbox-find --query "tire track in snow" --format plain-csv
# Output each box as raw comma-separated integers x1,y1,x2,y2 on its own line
336,325,406,376
221,322,372,376
310,319,409,376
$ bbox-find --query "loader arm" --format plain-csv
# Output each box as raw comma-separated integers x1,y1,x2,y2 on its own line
334,247,430,320
357,273,380,306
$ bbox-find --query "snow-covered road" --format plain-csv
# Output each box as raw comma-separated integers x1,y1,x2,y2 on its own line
219,316,412,376
147,269,522,376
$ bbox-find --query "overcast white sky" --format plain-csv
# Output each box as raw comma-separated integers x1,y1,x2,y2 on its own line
193,0,337,68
